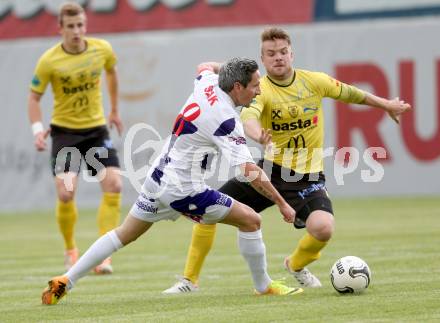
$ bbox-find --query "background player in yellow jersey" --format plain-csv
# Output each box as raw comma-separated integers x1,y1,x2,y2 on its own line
28,2,123,274
163,26,411,293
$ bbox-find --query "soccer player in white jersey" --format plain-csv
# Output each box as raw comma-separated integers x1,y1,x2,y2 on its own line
41,58,304,305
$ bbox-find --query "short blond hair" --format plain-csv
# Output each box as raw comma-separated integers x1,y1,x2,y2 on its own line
261,27,291,45
58,2,85,26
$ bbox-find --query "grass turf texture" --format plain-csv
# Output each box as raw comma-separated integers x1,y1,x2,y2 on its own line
0,197,439,322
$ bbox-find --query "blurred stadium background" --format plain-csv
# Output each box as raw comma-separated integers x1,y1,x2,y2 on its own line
1,0,439,211
1,0,439,212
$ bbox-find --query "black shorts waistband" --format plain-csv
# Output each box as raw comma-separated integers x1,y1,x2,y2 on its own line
257,159,325,183
50,124,107,135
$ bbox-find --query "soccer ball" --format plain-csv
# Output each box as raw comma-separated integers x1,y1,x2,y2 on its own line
330,256,371,293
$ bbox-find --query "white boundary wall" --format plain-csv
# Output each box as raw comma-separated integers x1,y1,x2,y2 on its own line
1,17,439,211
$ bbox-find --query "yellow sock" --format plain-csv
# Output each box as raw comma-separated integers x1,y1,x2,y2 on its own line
289,233,327,271
183,223,217,284
56,199,78,250
97,192,121,236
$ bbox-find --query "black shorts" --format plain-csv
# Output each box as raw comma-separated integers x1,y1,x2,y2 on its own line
50,124,120,176
219,160,333,229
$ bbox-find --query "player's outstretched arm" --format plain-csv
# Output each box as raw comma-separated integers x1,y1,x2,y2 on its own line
28,91,50,151
240,162,295,223
331,76,411,124
362,93,411,124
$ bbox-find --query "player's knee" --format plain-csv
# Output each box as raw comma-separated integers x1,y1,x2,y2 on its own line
110,178,122,193
250,212,261,230
315,220,334,241
315,223,333,241
57,190,75,203
241,206,261,231
308,212,334,241
103,174,122,193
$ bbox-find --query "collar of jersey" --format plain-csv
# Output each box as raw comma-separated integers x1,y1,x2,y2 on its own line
267,70,296,87
61,39,89,55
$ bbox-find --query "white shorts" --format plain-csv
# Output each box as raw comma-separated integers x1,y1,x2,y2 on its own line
130,180,234,224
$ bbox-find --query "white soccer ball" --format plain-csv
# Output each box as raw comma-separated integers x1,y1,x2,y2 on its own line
330,256,371,293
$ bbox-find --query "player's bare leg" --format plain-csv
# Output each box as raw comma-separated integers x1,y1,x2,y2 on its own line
42,214,153,305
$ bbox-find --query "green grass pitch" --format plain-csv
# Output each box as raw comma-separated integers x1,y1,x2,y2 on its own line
0,197,439,322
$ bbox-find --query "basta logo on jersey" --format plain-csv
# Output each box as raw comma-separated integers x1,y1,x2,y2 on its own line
271,115,319,131
62,82,96,94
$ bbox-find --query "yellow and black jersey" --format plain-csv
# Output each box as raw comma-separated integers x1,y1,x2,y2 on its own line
241,69,365,173
30,37,117,129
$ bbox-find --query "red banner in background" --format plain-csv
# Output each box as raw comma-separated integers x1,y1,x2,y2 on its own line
0,0,313,40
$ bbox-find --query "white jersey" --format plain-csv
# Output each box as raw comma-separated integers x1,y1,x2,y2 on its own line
147,70,254,193
131,70,255,224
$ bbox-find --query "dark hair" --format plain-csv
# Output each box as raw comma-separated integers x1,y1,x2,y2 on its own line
261,27,291,45
219,57,259,92
58,2,85,26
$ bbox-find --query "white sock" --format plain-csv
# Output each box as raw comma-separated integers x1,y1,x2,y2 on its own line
238,229,272,293
65,230,123,288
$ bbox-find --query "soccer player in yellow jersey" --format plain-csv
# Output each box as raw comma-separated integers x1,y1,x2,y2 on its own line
163,27,411,293
28,2,123,274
